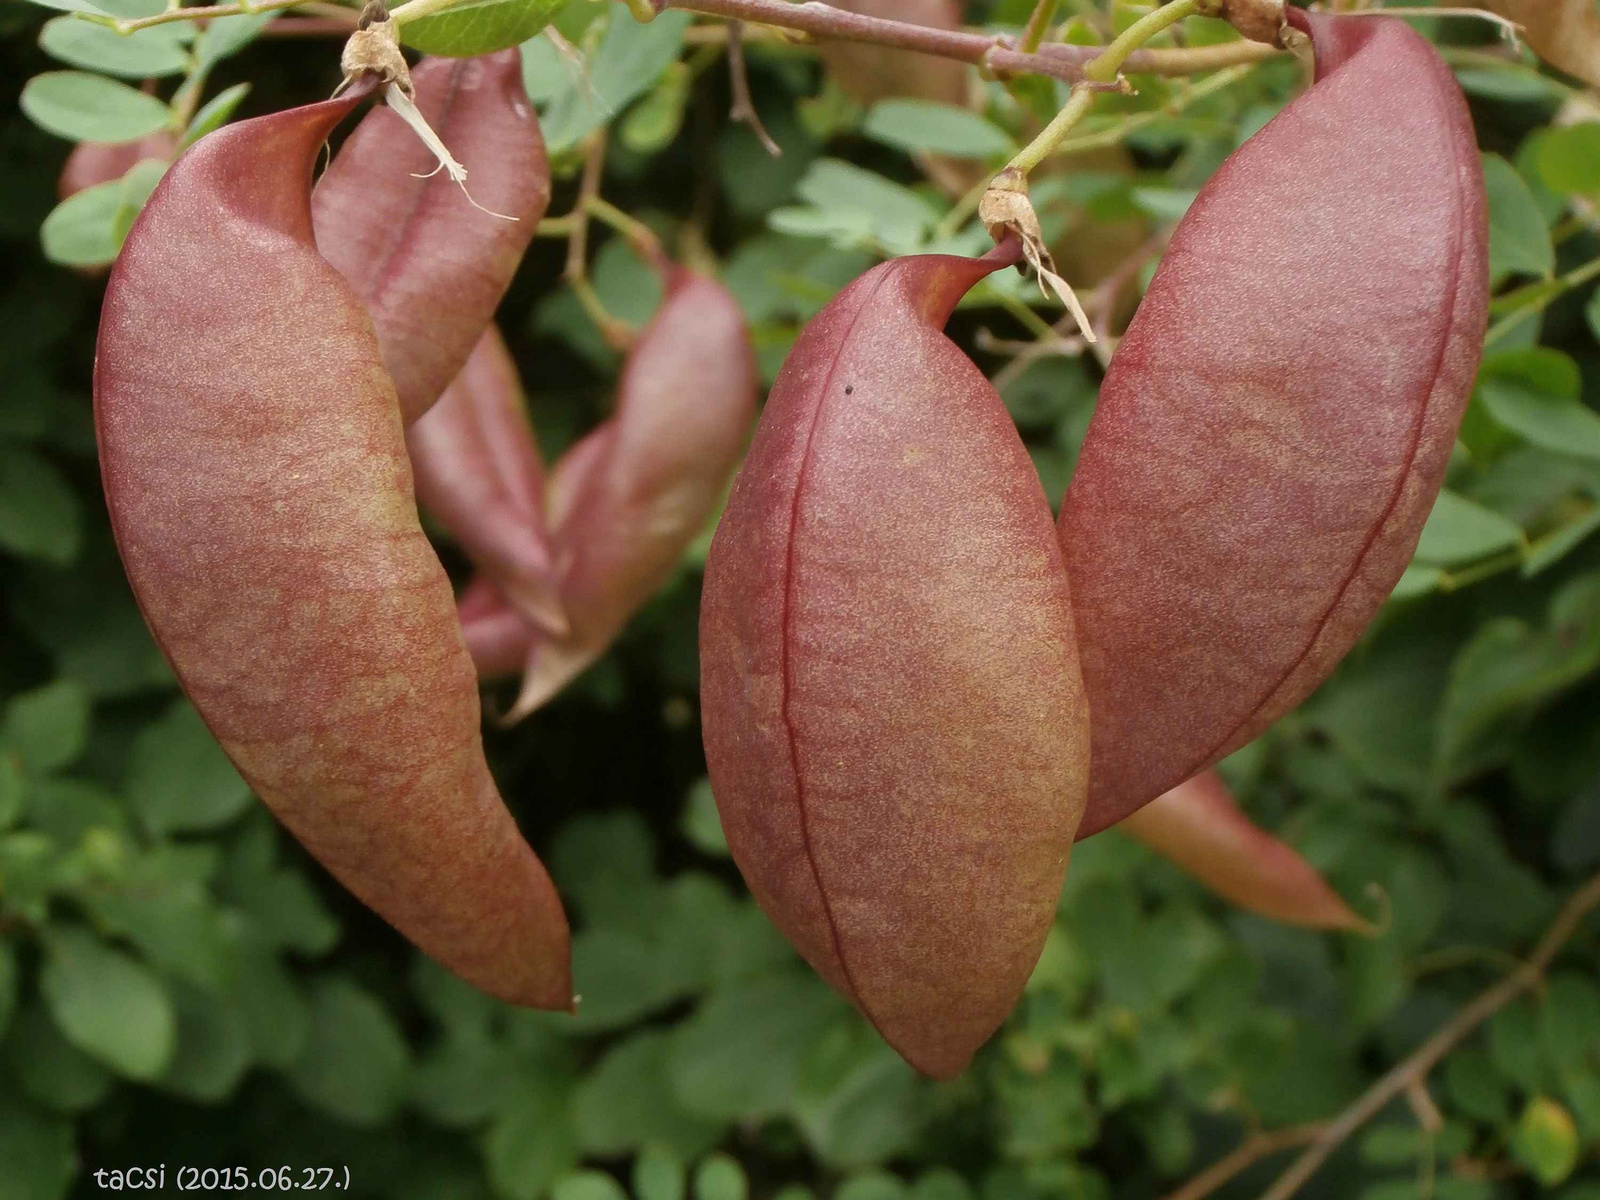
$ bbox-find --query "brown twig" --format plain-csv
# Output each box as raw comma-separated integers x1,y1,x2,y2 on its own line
726,19,781,156
561,132,636,351
1258,872,1600,1200
259,14,358,34
1161,1124,1326,1200
658,0,1284,84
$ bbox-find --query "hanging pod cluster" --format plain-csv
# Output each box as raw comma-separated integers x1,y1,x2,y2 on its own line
95,53,562,1009
94,43,761,1010
701,11,1489,1076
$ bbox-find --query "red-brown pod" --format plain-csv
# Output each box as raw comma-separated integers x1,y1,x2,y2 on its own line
406,326,564,632
1060,11,1488,837
506,269,758,718
311,51,550,425
1119,770,1370,931
93,94,571,1010
700,247,1090,1078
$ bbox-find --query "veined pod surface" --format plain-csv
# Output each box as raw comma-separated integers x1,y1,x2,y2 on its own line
94,93,571,1010
312,50,550,426
700,247,1090,1079
407,326,565,632
1119,769,1370,932
1061,10,1488,837
505,268,758,719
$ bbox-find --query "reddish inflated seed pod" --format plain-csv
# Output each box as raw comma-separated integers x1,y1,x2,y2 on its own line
94,93,571,1010
1060,11,1488,838
407,326,565,633
700,246,1090,1079
505,269,758,719
1120,770,1370,932
311,50,550,425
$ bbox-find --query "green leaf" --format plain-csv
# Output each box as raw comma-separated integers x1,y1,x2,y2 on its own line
39,926,175,1080
790,158,939,253
411,1029,519,1126
38,15,190,77
910,1170,974,1200
0,1092,75,1200
1536,123,1600,196
1511,1096,1580,1187
551,1172,629,1200
1483,153,1554,283
538,5,693,154
1444,1046,1512,1124
569,929,688,1032
1437,574,1600,773
794,1022,926,1168
1129,186,1198,222
692,1155,748,1200
126,698,251,834
549,809,658,932
667,970,846,1122
573,1031,721,1159
4,1003,113,1112
0,753,21,831
620,60,690,153
0,445,83,563
633,1144,687,1200
156,980,252,1103
20,71,171,143
680,776,728,856
834,1174,908,1200
287,980,410,1126
402,0,564,56
1541,974,1600,1073
3,680,89,777
41,179,122,268
1413,489,1523,566
181,81,249,147
861,99,1013,158
484,1073,579,1199
1477,348,1600,462
193,11,277,67
0,943,15,1039
1524,505,1600,577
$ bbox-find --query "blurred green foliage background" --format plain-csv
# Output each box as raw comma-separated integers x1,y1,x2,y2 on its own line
5,1,1600,1197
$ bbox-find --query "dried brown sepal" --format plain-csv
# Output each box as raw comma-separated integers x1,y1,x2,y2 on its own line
340,1,413,98
979,167,1095,343
1196,0,1288,47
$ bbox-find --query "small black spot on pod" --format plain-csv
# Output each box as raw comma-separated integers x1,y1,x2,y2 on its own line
844,385,854,395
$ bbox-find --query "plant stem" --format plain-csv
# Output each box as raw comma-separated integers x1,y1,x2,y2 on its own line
1086,0,1201,83
1257,871,1600,1200
1160,1123,1325,1200
1004,0,1202,175
1485,255,1600,347
97,0,310,33
1018,0,1059,54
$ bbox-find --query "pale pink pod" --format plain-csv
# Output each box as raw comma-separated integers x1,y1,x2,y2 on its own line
95,92,571,1010
1119,770,1370,931
311,50,551,425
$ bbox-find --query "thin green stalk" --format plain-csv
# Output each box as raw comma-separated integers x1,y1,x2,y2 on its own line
1004,0,1201,176
1018,0,1059,54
